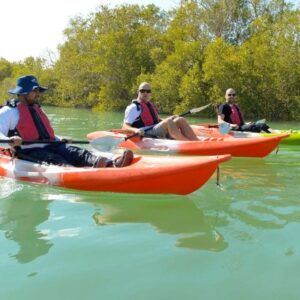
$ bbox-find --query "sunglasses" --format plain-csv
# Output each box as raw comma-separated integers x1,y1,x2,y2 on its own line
139,89,151,94
227,93,236,96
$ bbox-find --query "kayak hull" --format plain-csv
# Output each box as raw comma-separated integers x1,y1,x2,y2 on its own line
0,149,230,195
194,124,297,145
87,130,288,158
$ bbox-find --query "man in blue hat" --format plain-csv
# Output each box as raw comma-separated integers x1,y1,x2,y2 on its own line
0,75,133,167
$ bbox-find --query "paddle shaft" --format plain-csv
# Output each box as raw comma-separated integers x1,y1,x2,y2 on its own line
0,139,89,145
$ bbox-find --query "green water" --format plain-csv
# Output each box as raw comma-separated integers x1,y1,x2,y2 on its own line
1,107,300,300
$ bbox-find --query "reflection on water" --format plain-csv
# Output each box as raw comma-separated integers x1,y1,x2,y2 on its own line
87,194,228,252
0,182,52,263
192,153,300,238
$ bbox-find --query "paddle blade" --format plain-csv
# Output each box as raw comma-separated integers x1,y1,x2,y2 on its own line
219,123,231,135
189,103,211,115
89,136,123,152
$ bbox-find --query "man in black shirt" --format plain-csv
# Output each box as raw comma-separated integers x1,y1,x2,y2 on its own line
217,88,271,133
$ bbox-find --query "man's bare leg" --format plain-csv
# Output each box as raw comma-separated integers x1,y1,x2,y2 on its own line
173,117,199,140
162,119,190,140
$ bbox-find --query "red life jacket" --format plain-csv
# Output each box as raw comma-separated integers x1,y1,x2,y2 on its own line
230,104,243,126
16,103,55,140
132,100,160,128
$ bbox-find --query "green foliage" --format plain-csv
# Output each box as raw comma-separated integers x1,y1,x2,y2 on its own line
202,7,300,121
52,5,166,110
203,38,240,93
150,41,204,113
0,1,299,121
176,63,210,115
0,58,12,81
0,57,52,105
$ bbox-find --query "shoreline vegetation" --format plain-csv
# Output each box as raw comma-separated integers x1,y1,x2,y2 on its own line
0,1,299,121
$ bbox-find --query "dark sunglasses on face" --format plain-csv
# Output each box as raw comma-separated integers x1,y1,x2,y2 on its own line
139,89,151,94
227,93,236,96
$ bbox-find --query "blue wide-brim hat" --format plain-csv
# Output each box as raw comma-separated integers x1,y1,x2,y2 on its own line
8,75,48,95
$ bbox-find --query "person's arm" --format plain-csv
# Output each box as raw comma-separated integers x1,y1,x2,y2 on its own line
0,107,23,146
217,104,227,125
122,122,144,134
153,103,162,122
122,104,144,135
0,107,12,139
217,113,226,124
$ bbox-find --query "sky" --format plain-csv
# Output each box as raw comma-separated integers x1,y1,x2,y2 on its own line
0,0,179,62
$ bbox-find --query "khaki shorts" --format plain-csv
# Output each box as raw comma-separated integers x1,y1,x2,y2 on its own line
145,122,168,138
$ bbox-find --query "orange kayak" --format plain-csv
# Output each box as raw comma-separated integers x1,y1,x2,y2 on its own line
87,130,289,158
0,148,230,195
193,124,298,145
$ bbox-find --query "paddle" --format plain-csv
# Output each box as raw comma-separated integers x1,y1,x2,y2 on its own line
0,138,106,151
